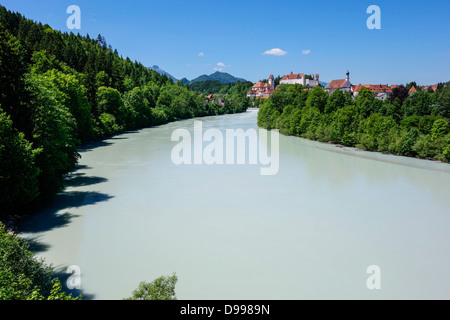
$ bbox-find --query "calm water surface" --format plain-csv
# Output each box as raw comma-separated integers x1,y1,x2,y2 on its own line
20,109,450,299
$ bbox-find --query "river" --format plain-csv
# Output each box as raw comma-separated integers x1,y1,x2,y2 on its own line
19,109,450,300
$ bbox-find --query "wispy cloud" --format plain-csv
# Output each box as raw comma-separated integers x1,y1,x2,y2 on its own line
217,62,226,67
302,50,311,55
214,67,223,71
198,52,205,57
262,48,287,56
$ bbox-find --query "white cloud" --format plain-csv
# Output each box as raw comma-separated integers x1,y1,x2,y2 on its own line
302,50,311,55
214,67,223,71
262,48,287,56
198,52,205,57
217,62,226,67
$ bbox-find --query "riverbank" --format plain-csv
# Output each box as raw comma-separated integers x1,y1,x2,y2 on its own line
1,108,249,232
18,109,450,299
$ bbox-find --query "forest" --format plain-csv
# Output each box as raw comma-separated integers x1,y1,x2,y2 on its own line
189,79,253,95
0,5,249,219
258,83,450,162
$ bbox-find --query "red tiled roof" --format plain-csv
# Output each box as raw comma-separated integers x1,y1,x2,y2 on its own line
288,72,300,80
269,74,274,80
409,86,417,93
326,79,347,89
424,85,438,92
353,84,392,93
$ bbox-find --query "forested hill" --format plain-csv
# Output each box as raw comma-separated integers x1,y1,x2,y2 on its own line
0,5,250,218
189,71,247,84
189,80,253,95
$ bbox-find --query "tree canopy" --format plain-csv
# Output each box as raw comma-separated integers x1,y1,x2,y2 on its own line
0,5,250,218
258,83,450,162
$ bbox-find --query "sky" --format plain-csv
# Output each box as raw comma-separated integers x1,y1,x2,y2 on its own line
1,0,449,85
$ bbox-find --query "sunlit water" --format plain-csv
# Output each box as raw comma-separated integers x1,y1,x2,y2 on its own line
20,109,450,300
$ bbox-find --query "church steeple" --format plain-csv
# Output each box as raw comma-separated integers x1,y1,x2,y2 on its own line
268,74,274,89
346,70,350,81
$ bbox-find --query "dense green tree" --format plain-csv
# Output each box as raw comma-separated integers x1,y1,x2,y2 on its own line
42,69,94,142
96,86,128,127
123,86,152,128
305,86,328,113
126,273,178,300
404,91,433,116
26,72,80,198
0,109,39,216
355,87,376,117
324,89,349,113
0,26,30,135
0,222,80,300
390,85,409,105
438,83,450,118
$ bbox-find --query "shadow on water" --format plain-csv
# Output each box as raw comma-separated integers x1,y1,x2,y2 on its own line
24,235,51,253
65,174,108,187
19,191,113,234
78,132,139,152
78,140,113,152
53,266,96,300
19,162,113,252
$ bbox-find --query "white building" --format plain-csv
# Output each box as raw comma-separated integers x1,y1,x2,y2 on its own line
247,74,276,99
280,72,320,87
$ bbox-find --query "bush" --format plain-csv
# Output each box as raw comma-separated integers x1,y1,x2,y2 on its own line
0,223,80,300
126,273,177,300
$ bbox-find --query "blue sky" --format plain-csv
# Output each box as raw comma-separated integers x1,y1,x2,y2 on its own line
1,0,449,85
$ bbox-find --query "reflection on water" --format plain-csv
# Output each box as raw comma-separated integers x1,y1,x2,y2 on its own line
20,109,450,300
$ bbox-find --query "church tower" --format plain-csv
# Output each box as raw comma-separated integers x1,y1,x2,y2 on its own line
268,74,274,89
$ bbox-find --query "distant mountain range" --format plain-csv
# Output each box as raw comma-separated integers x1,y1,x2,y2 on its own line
149,66,247,85
149,65,178,81
149,65,325,87
187,72,247,84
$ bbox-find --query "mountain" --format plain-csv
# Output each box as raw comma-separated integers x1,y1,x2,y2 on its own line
189,72,247,84
319,81,328,87
149,65,177,81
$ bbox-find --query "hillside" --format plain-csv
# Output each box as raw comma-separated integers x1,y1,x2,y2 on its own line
0,4,250,217
189,80,253,95
149,65,178,81
189,71,247,84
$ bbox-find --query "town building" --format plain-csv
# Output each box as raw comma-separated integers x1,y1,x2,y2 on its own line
325,71,352,94
247,72,319,99
352,84,393,100
409,86,417,95
246,74,276,99
279,72,320,87
423,85,438,92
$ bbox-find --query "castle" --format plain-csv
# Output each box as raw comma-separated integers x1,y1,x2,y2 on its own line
247,72,319,99
280,72,319,87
